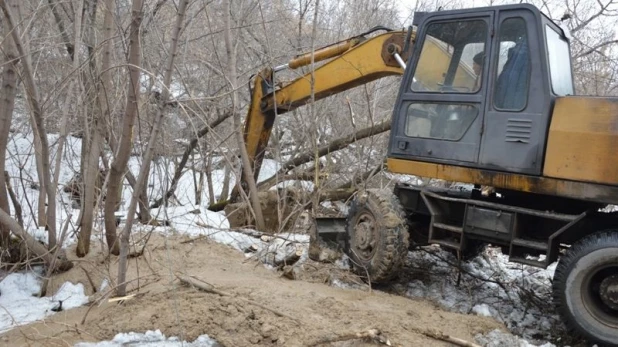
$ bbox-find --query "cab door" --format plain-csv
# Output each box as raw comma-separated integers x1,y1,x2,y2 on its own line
389,12,493,165
478,8,549,174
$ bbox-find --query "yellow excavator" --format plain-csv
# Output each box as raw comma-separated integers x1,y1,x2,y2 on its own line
232,4,618,345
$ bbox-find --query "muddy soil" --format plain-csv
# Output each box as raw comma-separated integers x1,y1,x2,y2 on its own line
0,233,503,347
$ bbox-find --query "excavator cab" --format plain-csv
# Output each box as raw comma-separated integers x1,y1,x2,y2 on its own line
389,4,572,175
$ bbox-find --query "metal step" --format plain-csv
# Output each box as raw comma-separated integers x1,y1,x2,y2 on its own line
509,256,547,268
433,222,463,233
430,239,461,250
511,238,548,251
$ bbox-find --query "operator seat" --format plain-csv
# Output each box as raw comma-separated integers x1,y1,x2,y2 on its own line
494,41,530,109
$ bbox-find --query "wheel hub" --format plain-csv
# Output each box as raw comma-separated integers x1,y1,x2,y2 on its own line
353,213,377,260
600,275,618,310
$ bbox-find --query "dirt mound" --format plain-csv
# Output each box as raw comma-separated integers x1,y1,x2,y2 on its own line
1,233,502,346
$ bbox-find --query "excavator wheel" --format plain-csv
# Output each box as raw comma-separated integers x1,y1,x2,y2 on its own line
345,189,409,283
553,231,618,346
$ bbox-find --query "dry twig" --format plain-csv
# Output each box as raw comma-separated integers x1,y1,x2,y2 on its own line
412,328,481,347
309,328,392,346
176,273,301,325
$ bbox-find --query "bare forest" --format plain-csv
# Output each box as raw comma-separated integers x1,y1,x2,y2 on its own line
0,0,616,346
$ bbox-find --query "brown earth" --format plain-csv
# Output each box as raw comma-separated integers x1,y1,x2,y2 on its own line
0,233,503,347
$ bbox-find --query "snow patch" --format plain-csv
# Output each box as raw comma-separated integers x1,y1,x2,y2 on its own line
403,246,562,344
476,329,557,347
471,303,492,317
75,329,220,347
0,272,89,333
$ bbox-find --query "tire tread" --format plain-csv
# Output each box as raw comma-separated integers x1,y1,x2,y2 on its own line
346,189,409,283
553,230,618,346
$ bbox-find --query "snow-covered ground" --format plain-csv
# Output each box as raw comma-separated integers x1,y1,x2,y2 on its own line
75,330,220,347
402,246,563,346
0,270,89,333
0,131,292,345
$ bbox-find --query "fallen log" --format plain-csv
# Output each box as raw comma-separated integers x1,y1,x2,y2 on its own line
176,274,301,324
336,162,384,189
278,119,390,175
0,208,73,272
310,328,392,346
414,328,481,347
317,188,356,202
256,167,327,191
213,120,391,212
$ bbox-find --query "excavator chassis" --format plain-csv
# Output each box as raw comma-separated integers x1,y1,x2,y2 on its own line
313,183,613,269
312,184,618,346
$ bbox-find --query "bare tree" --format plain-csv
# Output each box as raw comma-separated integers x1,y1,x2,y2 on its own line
0,0,58,249
0,2,19,248
52,0,83,190
104,0,144,256
76,0,113,257
224,0,266,231
117,0,190,296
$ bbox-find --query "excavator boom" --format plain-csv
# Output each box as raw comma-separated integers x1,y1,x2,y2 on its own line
235,28,414,199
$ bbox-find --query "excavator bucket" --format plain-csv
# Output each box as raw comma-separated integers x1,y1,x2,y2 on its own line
315,217,347,247
309,217,348,262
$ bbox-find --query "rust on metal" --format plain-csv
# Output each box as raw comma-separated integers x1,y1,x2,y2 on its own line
386,158,618,205
381,32,407,68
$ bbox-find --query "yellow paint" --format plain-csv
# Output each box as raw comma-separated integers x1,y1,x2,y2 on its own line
262,31,409,112
288,39,359,69
544,97,618,185
243,71,269,167
386,158,618,204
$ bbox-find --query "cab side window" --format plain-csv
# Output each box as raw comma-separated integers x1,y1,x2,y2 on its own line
494,18,530,110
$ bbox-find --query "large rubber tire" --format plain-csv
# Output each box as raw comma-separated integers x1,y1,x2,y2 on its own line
553,231,618,346
345,189,409,283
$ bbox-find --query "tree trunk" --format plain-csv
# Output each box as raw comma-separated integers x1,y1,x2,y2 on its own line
224,0,266,231
0,7,19,248
0,0,58,249
47,0,75,60
263,120,390,187
138,159,151,223
206,143,215,205
76,0,111,257
210,120,390,213
4,171,23,227
0,208,72,272
117,0,188,297
196,170,204,205
34,127,46,228
218,159,232,203
104,0,142,256
52,0,83,189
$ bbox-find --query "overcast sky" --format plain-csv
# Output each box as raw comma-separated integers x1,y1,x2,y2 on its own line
395,0,565,26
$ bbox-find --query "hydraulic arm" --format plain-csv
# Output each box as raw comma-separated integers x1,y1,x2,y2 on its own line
233,27,414,201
